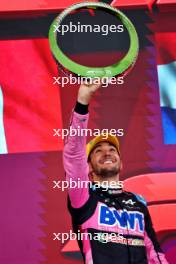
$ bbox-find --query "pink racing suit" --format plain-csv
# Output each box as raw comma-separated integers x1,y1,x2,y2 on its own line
63,108,169,264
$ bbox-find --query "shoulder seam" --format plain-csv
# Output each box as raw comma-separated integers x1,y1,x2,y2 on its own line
132,192,147,206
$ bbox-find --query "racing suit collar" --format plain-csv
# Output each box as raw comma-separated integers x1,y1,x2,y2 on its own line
91,182,123,197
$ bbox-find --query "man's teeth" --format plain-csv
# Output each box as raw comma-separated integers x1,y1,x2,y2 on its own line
103,160,113,164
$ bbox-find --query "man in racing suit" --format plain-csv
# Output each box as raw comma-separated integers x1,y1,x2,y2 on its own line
63,82,169,264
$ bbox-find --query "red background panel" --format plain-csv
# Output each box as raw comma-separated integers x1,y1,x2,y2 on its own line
124,172,176,204
156,0,176,12
0,39,64,153
0,0,97,13
111,0,155,9
148,204,176,233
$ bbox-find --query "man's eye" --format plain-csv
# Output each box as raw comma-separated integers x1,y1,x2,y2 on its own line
95,149,101,153
110,148,116,152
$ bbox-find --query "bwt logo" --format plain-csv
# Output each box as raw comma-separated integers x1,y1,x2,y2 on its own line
99,205,144,233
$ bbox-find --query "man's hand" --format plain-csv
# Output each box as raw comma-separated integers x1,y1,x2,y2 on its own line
77,80,102,105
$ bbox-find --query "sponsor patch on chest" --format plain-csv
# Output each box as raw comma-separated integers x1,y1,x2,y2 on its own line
98,204,144,233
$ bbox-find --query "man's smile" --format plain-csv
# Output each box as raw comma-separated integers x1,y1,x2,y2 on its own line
99,158,116,165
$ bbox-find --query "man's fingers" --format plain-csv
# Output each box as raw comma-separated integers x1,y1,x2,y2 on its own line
86,78,102,91
77,78,103,104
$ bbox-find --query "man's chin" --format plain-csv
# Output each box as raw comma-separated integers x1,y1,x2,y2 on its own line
96,167,119,178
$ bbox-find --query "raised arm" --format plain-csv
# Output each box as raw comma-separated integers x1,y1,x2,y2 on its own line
63,82,102,208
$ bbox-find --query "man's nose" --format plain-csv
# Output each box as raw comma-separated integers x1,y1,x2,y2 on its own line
103,149,111,156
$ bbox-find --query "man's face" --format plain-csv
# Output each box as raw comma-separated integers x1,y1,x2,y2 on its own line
89,141,122,179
